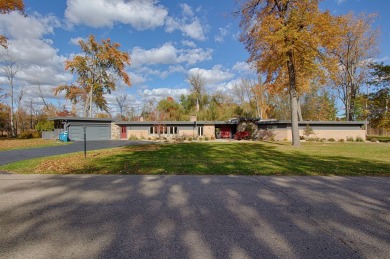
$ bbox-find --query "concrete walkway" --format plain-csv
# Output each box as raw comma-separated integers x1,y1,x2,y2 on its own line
0,140,150,166
0,175,388,258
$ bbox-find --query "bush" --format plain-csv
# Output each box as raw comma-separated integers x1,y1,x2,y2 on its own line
303,125,315,137
370,138,378,142
204,136,209,141
367,135,390,143
327,138,336,142
235,131,250,140
346,136,354,142
128,134,138,140
35,121,54,132
356,136,364,142
18,130,40,139
256,129,276,141
338,139,345,142
306,137,320,142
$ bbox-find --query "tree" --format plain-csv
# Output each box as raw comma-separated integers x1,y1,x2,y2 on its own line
54,35,131,117
0,46,20,137
239,0,341,146
115,93,129,119
157,97,183,120
188,72,207,111
328,13,379,121
0,0,25,48
370,63,390,89
366,63,390,132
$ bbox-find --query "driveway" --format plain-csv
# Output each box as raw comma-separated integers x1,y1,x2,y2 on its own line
0,140,150,166
0,175,388,258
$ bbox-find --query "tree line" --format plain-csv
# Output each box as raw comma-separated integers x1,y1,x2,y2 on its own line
1,0,389,145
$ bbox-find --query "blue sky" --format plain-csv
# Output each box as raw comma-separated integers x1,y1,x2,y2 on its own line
0,0,389,116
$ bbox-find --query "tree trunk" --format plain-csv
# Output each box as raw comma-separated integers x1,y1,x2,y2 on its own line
297,96,303,121
287,53,300,147
10,78,15,137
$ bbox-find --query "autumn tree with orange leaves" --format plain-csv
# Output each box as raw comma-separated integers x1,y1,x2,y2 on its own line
0,0,25,48
239,0,342,146
55,35,131,117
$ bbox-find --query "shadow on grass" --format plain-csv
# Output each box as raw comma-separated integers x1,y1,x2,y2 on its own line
68,142,389,176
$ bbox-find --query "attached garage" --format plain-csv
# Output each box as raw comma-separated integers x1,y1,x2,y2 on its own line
50,117,113,141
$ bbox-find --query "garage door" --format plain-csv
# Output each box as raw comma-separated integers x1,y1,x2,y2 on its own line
68,125,110,141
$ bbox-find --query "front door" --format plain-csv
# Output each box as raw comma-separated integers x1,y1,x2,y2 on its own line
120,126,127,139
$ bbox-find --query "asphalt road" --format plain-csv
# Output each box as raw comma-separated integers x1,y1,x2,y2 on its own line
0,140,150,166
0,175,388,259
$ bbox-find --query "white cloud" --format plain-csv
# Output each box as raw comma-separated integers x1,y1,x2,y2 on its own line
177,48,213,65
0,12,60,40
165,4,206,41
69,37,86,45
232,61,256,75
65,0,168,30
336,0,347,4
128,72,147,85
132,43,177,66
132,65,185,80
142,87,189,101
180,3,194,17
0,12,72,102
181,40,197,48
166,16,206,41
214,26,230,43
188,65,234,85
131,43,212,67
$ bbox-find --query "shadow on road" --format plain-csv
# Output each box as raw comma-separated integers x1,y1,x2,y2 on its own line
0,175,388,258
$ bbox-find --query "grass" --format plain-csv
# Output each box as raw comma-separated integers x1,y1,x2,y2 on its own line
0,138,69,151
1,142,389,176
367,135,390,143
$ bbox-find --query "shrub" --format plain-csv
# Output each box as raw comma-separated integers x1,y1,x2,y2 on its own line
306,137,321,142
338,139,345,142
303,125,315,137
356,136,364,142
128,134,139,140
327,138,336,142
370,138,378,142
346,136,354,142
300,136,305,140
256,129,276,141
35,121,54,132
188,137,193,141
204,136,209,141
235,131,250,140
18,130,39,139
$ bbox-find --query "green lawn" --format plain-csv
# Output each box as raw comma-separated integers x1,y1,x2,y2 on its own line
1,142,389,176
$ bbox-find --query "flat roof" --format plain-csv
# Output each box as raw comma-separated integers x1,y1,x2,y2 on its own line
115,120,229,125
49,117,367,126
257,120,367,125
49,117,114,122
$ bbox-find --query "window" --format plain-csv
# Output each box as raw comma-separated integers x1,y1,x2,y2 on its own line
169,126,178,135
198,126,203,136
